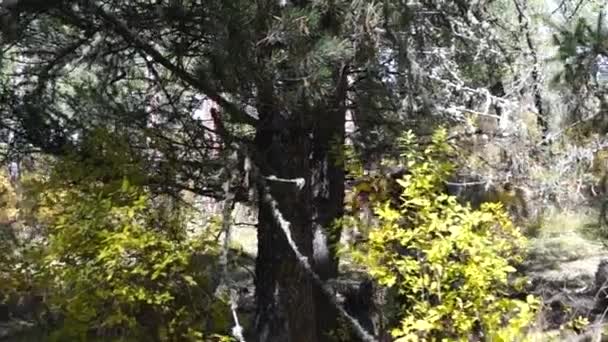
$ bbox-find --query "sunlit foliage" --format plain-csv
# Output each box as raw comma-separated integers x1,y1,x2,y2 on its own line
18,129,230,341
345,129,539,341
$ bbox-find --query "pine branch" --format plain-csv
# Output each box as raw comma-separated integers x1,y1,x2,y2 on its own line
88,2,257,126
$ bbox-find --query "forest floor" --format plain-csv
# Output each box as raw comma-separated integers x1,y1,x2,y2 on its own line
523,209,608,340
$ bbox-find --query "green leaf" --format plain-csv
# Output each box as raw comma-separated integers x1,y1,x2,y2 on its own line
121,177,130,192
182,275,198,286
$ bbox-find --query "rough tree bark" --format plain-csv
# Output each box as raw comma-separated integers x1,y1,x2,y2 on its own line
251,1,350,339
311,64,348,341
252,79,317,341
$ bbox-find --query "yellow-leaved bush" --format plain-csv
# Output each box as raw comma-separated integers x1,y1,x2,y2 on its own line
23,129,232,341
346,129,539,341
0,172,22,301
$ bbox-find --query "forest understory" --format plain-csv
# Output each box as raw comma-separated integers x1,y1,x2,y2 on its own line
4,0,608,341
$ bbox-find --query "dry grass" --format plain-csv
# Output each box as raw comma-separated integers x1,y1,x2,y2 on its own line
521,207,608,341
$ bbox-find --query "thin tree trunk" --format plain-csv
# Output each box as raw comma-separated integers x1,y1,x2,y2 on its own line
513,0,547,139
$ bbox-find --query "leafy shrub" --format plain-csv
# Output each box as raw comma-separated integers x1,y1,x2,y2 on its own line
0,177,18,298
24,130,231,341
346,129,539,341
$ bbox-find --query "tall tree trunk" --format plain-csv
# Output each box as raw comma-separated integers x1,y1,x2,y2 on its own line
311,64,348,340
253,95,317,341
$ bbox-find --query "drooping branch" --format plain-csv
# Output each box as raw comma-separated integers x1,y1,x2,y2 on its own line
12,1,257,127
88,3,256,126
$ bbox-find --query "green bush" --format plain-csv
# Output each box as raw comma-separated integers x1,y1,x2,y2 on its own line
346,129,539,341
23,130,231,341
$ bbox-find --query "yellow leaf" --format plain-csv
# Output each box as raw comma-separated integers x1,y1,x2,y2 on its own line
183,275,198,286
